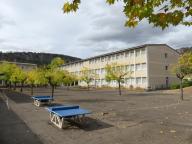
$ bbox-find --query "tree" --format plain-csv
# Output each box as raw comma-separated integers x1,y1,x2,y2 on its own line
10,67,27,91
80,67,97,90
26,68,48,95
172,52,192,100
45,57,65,97
63,71,77,90
62,0,192,29
45,69,65,97
49,57,65,68
27,69,38,95
105,63,132,95
0,62,18,88
18,70,27,92
35,67,48,87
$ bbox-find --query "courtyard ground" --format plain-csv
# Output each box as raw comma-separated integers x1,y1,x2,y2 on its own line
1,87,192,144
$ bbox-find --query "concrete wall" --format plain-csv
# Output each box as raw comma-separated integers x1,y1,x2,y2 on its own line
147,45,179,89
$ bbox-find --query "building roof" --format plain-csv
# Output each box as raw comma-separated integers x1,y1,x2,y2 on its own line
62,44,178,66
0,61,37,66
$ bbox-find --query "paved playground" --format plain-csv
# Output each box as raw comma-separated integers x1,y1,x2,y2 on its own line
1,87,192,144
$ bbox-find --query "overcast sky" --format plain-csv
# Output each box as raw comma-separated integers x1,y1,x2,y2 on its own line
0,0,192,58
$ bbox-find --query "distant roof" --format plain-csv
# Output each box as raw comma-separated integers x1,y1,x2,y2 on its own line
0,61,37,66
62,44,178,66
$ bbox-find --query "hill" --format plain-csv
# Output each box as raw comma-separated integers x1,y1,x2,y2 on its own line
176,47,192,54
0,52,81,66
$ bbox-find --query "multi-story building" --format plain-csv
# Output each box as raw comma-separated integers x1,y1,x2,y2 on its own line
0,61,37,71
61,44,180,90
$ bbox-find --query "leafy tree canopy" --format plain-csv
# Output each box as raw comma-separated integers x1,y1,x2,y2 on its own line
0,62,18,82
10,67,27,84
27,69,39,86
50,57,65,68
63,71,77,85
172,52,192,79
45,69,65,86
62,0,192,29
80,67,97,84
105,63,132,82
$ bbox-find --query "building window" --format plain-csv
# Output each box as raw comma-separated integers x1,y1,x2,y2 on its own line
130,51,134,57
125,78,129,84
136,64,141,71
131,78,135,84
112,55,115,60
165,53,168,58
125,52,129,57
165,65,168,70
136,49,140,57
108,56,111,61
116,54,119,59
142,77,147,84
125,65,130,71
142,63,146,70
120,53,124,59
136,77,142,84
130,64,134,71
101,68,105,74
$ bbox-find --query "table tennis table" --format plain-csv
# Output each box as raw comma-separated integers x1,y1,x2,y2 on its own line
31,96,53,107
46,105,91,128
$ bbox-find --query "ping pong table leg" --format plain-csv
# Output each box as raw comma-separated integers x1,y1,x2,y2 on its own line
50,113,64,129
34,100,40,107
82,114,86,123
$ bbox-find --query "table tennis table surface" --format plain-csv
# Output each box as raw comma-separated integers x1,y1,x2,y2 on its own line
32,96,53,100
47,105,91,117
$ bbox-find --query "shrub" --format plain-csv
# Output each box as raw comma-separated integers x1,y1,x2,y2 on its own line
170,84,180,89
170,79,192,89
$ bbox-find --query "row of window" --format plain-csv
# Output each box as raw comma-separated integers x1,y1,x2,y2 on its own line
71,63,147,75
64,48,146,69
89,48,146,64
79,77,147,85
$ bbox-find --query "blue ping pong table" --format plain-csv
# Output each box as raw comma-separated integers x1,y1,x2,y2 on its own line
31,96,53,107
46,105,91,128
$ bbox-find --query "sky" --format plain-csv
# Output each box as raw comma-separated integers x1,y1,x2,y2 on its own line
0,0,192,59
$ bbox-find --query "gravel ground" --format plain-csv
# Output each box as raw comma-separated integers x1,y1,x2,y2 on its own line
1,87,192,144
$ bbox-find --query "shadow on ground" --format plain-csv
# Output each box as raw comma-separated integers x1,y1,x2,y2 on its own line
0,98,43,144
48,117,113,132
64,99,126,103
2,89,31,103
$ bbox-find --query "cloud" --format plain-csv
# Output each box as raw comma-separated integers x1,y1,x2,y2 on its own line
77,1,192,56
0,0,191,58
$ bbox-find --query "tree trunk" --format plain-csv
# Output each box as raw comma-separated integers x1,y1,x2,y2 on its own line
5,80,8,88
180,78,183,100
9,82,12,89
20,82,24,92
14,82,16,90
118,81,121,96
31,85,33,96
87,83,90,91
51,85,54,98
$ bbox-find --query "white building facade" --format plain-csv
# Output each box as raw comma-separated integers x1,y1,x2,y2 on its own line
61,44,179,90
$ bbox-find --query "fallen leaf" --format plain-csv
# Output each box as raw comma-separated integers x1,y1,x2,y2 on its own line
160,131,164,134
170,130,176,133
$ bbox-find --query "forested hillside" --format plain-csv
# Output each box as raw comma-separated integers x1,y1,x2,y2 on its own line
177,47,192,54
0,52,81,65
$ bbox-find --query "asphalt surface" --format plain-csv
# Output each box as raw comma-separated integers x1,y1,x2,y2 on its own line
1,87,192,144
0,97,43,144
